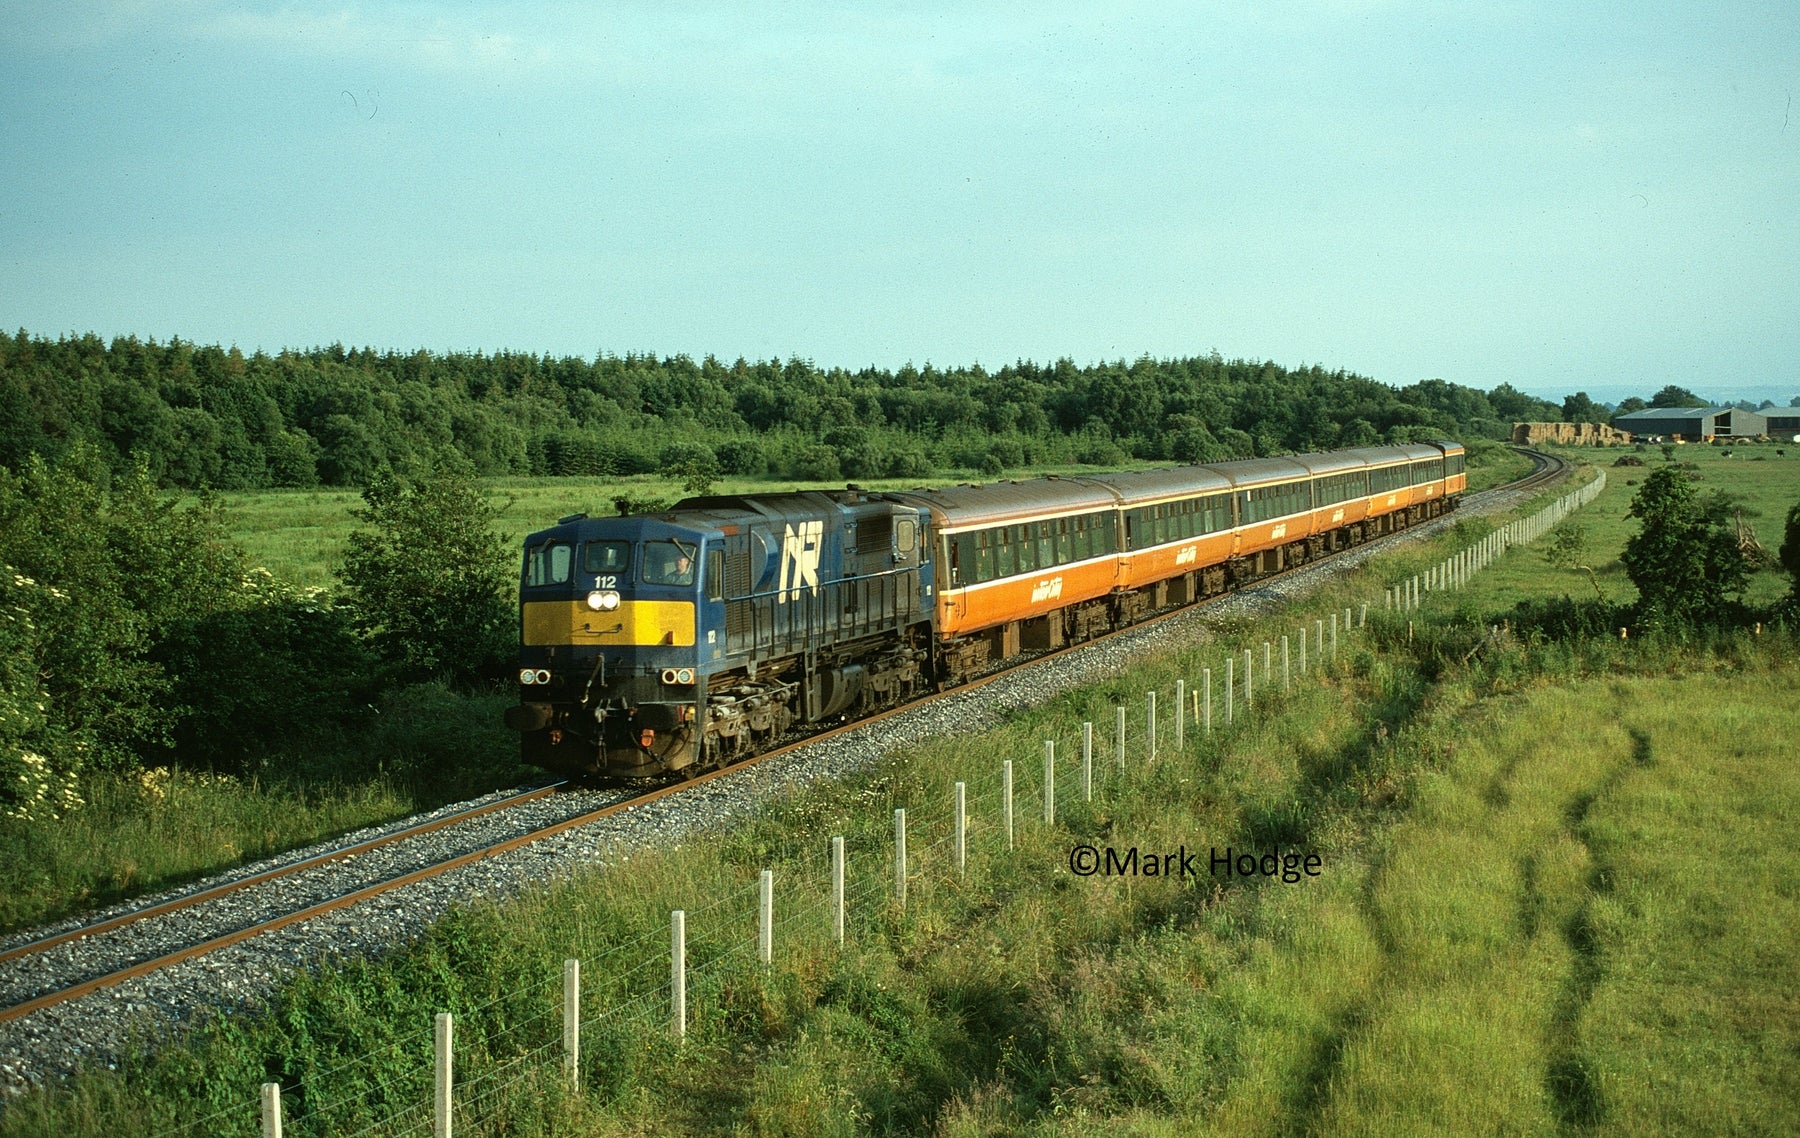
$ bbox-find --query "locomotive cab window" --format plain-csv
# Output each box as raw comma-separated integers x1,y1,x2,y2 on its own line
526,541,572,586
643,540,698,586
583,540,631,576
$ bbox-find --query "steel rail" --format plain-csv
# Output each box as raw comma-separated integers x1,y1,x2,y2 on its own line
1,451,1571,1024
0,782,565,968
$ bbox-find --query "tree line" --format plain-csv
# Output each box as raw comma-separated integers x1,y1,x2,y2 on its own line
2,330,1571,489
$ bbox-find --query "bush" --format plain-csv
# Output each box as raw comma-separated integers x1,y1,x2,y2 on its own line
883,448,932,479
716,438,766,476
151,572,377,776
1780,502,1800,598
338,463,514,687
658,440,718,474
788,444,842,482
1621,467,1748,626
0,450,248,790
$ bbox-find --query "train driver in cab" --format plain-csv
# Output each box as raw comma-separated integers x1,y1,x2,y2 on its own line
644,540,697,586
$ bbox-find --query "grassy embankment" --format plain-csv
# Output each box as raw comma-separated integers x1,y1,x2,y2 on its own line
2,443,1795,1135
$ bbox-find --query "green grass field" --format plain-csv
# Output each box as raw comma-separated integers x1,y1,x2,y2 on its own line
7,444,1796,1136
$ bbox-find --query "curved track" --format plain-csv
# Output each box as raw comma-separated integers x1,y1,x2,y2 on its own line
0,447,1580,1025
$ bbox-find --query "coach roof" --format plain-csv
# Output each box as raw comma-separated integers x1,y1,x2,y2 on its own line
882,478,1120,529
1092,465,1235,504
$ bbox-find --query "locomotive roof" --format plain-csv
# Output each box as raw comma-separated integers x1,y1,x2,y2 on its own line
662,490,917,531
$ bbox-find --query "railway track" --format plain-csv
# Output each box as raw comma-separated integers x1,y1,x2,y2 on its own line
1502,444,1574,494
0,448,1580,1029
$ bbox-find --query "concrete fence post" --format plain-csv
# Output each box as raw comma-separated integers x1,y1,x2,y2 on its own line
1043,742,1056,824
1281,635,1290,691
955,782,967,875
1264,641,1272,685
894,809,908,907
832,836,845,944
1003,761,1014,850
563,958,580,1086
1244,648,1253,710
261,1083,282,1138
1299,626,1307,674
671,912,686,1039
435,1012,453,1138
1115,706,1126,771
1330,612,1338,660
1225,656,1235,725
759,870,773,966
1082,722,1093,801
1147,693,1157,760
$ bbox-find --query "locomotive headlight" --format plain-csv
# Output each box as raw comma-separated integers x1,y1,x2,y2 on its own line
519,668,536,685
586,589,621,611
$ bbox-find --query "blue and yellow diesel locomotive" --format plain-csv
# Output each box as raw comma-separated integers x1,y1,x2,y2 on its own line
507,441,1465,779
504,492,935,777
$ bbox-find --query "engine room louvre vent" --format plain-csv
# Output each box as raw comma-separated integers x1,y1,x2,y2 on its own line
725,599,753,639
726,548,753,596
855,513,893,555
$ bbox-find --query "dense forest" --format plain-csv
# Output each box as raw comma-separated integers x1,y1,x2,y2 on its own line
0,330,1566,488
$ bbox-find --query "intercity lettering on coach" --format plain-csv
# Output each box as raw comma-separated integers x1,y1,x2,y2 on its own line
1066,844,1323,883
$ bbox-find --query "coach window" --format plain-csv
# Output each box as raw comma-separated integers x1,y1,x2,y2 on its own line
996,528,1015,577
965,532,987,583
1016,525,1036,573
526,541,572,586
706,549,724,601
1056,518,1072,563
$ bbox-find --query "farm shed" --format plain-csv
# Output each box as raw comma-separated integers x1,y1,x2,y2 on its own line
1612,406,1767,441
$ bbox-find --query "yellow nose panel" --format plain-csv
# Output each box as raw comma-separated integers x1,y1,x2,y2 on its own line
522,600,695,647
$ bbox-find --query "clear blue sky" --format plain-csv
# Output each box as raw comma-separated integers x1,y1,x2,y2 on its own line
3,2,1796,403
